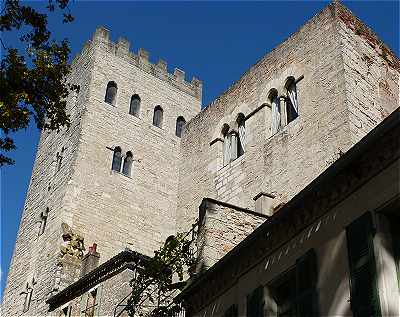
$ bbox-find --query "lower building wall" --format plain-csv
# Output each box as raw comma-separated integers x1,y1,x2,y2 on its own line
194,159,400,317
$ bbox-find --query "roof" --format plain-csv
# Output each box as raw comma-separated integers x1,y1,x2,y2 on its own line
47,249,150,311
179,107,400,311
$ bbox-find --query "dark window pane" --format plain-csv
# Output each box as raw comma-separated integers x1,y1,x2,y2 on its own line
105,82,117,105
176,117,186,137
130,95,140,116
153,106,163,128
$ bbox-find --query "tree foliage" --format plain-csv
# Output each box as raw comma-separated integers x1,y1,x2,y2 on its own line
0,0,77,166
126,226,198,317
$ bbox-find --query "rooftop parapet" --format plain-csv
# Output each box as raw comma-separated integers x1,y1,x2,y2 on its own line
88,26,202,99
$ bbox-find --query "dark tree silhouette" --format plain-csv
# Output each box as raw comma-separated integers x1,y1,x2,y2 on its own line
0,0,77,166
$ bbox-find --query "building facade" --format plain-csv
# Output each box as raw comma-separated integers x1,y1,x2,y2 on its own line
2,1,399,317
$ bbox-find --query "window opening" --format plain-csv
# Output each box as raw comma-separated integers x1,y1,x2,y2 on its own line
269,249,319,316
129,94,141,117
346,212,381,317
111,146,122,172
175,116,186,137
122,151,133,177
38,207,49,236
237,113,245,157
104,81,117,105
153,106,163,128
269,89,280,135
286,77,299,124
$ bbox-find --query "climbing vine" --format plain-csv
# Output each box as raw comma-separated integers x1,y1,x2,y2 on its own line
126,223,198,317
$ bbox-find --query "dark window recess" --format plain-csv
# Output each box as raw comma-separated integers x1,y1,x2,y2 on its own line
175,116,186,137
270,249,319,317
286,98,298,123
153,106,163,128
247,285,264,317
122,151,133,176
105,81,117,105
346,212,381,317
129,94,141,116
111,147,122,172
224,304,238,317
38,207,49,236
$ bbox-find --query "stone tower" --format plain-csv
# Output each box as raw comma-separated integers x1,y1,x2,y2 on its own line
2,27,202,316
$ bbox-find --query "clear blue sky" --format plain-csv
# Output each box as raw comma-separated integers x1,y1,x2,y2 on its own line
1,1,399,299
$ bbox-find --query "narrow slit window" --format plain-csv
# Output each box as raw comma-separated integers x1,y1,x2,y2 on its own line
175,116,186,137
111,146,122,172
38,207,49,236
104,81,117,106
129,94,141,117
153,106,163,128
22,281,34,313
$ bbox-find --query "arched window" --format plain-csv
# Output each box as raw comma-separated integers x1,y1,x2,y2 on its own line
229,131,238,161
153,106,163,128
122,151,133,176
175,116,186,137
236,113,245,157
285,76,299,124
268,88,280,135
129,94,141,117
105,81,118,105
222,124,230,166
111,146,122,172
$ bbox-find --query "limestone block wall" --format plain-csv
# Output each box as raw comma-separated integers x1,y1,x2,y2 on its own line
197,199,267,271
335,4,400,145
61,27,202,267
2,43,95,317
177,3,352,231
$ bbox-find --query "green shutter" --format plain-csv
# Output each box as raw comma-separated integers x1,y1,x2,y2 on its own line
246,286,264,317
296,249,319,317
346,212,381,317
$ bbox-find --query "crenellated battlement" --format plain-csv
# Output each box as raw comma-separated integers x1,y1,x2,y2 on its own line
87,26,202,99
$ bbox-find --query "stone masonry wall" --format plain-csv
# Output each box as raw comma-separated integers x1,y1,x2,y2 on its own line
177,3,352,231
197,200,266,271
2,43,96,317
335,4,400,144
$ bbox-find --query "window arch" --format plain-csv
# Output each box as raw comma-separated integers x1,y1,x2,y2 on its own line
129,94,141,117
105,81,118,105
236,113,245,157
111,146,122,172
122,151,133,176
285,76,299,123
153,105,163,128
175,116,186,137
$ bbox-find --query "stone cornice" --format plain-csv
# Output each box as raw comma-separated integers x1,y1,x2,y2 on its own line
47,249,150,311
180,108,400,313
